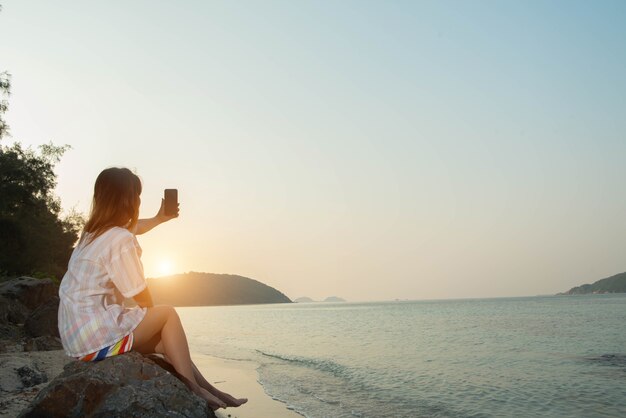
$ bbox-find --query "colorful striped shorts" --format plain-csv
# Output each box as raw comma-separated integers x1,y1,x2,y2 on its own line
77,333,134,362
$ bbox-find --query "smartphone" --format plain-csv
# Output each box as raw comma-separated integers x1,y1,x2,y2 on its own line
164,189,178,216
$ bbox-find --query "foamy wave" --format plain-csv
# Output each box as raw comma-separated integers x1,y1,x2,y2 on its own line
256,349,354,381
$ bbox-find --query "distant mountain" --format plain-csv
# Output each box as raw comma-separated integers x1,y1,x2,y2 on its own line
147,272,292,306
293,296,347,303
560,272,626,295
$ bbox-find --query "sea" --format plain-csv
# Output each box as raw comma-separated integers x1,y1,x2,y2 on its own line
177,295,626,418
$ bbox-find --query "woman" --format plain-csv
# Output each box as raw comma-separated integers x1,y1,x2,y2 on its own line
58,167,247,410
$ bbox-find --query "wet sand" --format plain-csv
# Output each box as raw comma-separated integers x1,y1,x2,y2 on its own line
192,353,304,418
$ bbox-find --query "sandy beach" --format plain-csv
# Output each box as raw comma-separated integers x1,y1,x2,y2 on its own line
192,353,303,418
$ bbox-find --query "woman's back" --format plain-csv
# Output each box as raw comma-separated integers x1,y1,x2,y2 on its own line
58,226,147,357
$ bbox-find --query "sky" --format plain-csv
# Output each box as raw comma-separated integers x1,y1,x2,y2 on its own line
1,1,625,301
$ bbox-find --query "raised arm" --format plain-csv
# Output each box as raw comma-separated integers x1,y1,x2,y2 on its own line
134,199,179,235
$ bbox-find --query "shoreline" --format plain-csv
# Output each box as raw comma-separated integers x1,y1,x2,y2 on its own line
191,352,304,418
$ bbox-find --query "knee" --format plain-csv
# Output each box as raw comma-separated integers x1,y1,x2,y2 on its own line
162,304,179,321
148,304,178,325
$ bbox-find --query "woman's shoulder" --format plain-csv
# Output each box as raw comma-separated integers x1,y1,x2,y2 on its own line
106,227,137,247
73,227,138,264
108,226,134,238
84,227,135,251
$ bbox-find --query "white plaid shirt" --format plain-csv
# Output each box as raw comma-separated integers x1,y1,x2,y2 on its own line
58,227,147,357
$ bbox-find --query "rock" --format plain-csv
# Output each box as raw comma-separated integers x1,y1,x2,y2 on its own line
25,296,60,338
0,294,30,325
0,277,60,353
0,323,25,353
23,336,63,352
16,364,48,388
0,277,58,312
0,338,24,353
18,352,215,418
0,350,72,417
0,356,47,393
0,323,22,340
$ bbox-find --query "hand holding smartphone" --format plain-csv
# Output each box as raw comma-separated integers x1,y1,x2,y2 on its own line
164,189,178,217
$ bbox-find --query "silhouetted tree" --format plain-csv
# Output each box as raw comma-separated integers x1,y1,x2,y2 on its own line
0,70,9,139
0,142,82,280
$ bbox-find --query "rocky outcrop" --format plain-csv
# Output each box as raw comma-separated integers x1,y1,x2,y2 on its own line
0,277,58,311
0,277,62,353
0,278,65,414
18,352,215,418
24,296,60,338
0,294,30,325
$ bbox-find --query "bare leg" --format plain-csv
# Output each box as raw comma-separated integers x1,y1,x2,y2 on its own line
190,361,248,407
150,351,226,411
133,306,227,410
152,353,247,408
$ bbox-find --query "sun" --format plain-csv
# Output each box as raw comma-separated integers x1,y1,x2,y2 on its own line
157,259,174,277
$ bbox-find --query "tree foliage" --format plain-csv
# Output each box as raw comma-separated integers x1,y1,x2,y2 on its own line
0,142,82,280
0,71,9,139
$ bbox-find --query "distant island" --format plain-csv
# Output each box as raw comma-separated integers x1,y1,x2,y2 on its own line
147,272,292,306
294,296,347,303
560,272,626,295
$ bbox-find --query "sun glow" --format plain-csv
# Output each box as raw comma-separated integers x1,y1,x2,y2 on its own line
157,260,174,277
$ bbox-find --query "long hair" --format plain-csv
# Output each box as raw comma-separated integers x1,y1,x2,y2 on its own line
81,167,142,245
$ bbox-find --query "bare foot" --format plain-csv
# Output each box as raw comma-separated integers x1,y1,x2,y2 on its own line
194,386,227,410
220,393,248,407
208,387,248,407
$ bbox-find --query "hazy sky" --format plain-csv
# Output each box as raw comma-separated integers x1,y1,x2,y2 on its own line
1,1,625,301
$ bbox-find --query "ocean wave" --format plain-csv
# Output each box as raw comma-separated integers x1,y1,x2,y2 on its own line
584,353,626,375
255,349,355,381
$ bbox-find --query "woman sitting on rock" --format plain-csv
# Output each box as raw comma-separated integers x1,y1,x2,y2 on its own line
58,167,247,411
